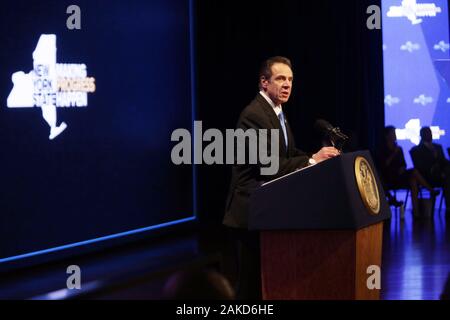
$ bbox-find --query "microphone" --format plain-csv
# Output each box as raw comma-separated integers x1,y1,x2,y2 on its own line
314,119,349,151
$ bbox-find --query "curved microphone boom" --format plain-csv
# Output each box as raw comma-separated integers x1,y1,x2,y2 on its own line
314,119,349,152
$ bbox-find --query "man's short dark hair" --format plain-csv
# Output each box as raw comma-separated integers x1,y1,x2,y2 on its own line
420,126,431,138
259,56,292,83
384,125,396,136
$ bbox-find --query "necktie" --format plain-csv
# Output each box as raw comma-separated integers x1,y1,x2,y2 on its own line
278,111,288,148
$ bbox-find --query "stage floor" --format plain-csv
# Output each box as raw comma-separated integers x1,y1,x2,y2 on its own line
381,207,450,300
1,208,449,300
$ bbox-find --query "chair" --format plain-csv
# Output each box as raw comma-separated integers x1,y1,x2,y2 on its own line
391,186,443,218
409,148,445,215
391,188,409,204
419,187,444,215
390,187,408,219
435,188,445,213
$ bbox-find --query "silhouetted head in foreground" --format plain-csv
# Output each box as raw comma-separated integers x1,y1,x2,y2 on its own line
163,269,235,300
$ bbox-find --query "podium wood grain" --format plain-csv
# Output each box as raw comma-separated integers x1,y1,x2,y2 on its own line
260,222,383,300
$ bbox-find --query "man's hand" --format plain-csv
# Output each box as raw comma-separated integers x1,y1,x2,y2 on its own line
312,147,340,163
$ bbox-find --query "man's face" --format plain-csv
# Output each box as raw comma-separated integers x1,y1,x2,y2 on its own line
421,128,433,143
261,63,293,105
387,130,397,145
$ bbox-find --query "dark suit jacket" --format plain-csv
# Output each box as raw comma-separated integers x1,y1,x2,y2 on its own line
410,142,449,184
223,93,311,229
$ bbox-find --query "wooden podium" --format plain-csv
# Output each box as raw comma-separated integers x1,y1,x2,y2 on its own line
249,151,390,300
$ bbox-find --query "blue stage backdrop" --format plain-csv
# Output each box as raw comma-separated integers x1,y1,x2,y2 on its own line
0,0,195,264
382,0,450,167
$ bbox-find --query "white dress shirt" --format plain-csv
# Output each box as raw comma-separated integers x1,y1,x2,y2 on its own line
259,90,283,116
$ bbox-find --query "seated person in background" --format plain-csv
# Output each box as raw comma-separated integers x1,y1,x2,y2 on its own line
376,126,438,217
410,127,450,216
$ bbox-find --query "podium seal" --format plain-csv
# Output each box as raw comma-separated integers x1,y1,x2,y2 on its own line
354,156,380,215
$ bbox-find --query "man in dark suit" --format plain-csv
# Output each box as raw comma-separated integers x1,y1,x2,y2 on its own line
410,127,450,216
223,56,339,299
